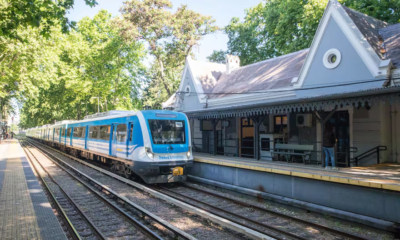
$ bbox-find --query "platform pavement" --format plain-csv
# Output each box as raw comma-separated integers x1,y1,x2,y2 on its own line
194,153,400,192
0,139,67,240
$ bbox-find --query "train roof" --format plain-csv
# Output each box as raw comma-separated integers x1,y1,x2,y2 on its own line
28,110,187,130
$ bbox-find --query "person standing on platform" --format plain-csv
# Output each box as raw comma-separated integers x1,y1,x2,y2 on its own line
323,126,337,170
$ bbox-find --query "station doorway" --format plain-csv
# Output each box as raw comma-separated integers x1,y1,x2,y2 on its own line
325,111,350,167
241,117,254,158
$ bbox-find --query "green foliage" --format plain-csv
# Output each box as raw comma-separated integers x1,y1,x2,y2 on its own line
0,0,97,39
344,0,400,24
119,0,218,107
18,10,146,128
207,50,227,64
226,0,400,66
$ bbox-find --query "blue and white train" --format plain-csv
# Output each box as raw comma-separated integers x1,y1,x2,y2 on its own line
26,110,193,184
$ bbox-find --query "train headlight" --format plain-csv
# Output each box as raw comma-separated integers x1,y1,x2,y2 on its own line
145,147,154,160
186,146,192,159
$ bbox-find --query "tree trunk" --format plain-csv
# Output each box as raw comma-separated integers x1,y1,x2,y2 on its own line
105,98,108,112
77,104,81,120
157,57,172,96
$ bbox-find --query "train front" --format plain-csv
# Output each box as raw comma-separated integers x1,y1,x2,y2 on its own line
135,110,193,184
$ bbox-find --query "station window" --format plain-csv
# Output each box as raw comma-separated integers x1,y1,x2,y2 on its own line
274,115,288,133
241,117,253,127
116,124,127,142
99,125,111,140
89,126,100,139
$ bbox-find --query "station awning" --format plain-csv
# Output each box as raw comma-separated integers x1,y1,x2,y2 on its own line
184,86,400,119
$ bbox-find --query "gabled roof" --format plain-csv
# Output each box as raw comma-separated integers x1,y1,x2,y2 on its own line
342,6,388,59
176,0,400,110
210,49,308,99
187,58,225,94
380,23,400,68
162,92,176,109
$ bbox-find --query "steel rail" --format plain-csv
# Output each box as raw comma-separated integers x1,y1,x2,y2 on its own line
156,186,303,240
26,138,195,240
182,183,367,240
21,141,83,240
23,140,163,240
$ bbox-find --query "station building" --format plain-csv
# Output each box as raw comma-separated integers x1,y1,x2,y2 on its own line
163,0,400,225
165,0,400,167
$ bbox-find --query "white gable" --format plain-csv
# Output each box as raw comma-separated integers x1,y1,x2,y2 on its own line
293,0,392,89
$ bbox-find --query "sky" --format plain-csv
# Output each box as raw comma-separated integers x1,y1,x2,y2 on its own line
66,0,263,62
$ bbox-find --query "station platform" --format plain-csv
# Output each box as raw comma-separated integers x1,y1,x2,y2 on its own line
0,139,67,240
193,153,400,191
191,153,400,224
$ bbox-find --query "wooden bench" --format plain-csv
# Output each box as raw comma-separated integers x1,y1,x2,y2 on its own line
273,144,314,164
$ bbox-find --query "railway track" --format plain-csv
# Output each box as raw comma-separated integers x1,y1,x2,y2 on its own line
155,184,368,240
23,138,384,240
21,139,194,240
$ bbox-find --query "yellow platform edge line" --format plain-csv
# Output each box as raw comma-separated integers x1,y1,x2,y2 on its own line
194,157,400,192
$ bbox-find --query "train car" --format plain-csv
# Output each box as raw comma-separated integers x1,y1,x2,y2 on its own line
26,110,193,184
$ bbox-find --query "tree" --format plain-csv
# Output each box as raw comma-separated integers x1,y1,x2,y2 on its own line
18,10,146,128
225,0,400,66
119,0,218,106
206,50,227,64
0,0,97,39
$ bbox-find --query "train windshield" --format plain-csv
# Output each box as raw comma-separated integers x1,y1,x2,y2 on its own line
148,120,186,144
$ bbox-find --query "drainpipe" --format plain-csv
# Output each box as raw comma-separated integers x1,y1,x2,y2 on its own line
391,104,398,162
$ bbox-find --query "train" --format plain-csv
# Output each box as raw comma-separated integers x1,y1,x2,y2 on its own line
26,110,193,184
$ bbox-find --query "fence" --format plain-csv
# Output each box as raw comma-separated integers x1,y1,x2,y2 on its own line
192,137,358,167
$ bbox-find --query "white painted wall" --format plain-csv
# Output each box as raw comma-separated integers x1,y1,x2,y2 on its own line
352,105,381,166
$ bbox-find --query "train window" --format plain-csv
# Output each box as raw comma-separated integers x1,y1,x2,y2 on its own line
80,127,86,138
100,125,111,140
61,128,65,137
89,126,100,139
148,120,186,144
73,127,81,138
116,124,127,142
67,128,72,137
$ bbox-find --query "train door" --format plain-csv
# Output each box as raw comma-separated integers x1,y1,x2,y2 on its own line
127,122,134,158
110,123,118,156
85,126,89,149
